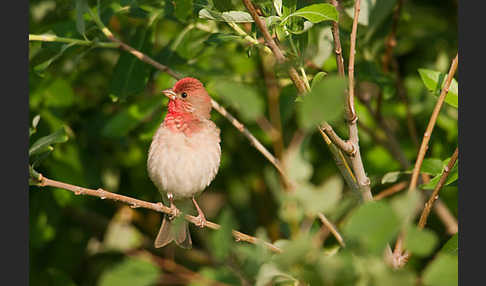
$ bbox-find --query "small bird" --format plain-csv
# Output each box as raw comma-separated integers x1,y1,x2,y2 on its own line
147,77,221,249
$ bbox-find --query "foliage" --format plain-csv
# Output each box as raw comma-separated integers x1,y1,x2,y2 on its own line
29,0,457,285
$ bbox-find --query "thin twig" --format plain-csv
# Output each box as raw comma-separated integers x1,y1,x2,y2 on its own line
433,200,458,235
408,53,458,192
330,0,345,77
375,181,408,200
241,0,308,94
261,53,285,160
32,173,283,253
418,147,458,229
317,212,345,247
29,34,119,48
382,0,404,73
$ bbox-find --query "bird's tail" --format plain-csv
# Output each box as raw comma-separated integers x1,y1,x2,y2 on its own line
154,215,192,249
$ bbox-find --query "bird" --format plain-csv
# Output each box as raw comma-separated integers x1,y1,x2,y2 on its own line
147,77,221,249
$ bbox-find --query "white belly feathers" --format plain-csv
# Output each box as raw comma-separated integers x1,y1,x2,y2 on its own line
147,120,221,198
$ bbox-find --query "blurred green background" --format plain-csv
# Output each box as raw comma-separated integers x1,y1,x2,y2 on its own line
29,0,458,285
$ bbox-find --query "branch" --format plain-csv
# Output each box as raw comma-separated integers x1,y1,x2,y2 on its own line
320,122,355,155
32,173,282,253
345,0,373,201
241,0,307,94
86,7,293,189
374,181,408,200
330,0,346,77
29,34,119,48
317,128,359,194
418,147,458,229
393,52,458,264
408,53,458,192
382,0,404,73
317,212,345,247
261,53,284,160
241,0,360,195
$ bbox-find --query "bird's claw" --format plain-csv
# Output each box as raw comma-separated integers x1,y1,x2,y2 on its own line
194,214,207,228
168,204,180,220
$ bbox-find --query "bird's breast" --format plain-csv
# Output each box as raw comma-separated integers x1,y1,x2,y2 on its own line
147,120,221,198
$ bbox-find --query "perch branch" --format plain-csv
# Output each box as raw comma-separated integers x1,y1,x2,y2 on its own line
31,173,282,253
408,53,458,192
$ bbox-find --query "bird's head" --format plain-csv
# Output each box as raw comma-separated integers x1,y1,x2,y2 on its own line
162,77,212,119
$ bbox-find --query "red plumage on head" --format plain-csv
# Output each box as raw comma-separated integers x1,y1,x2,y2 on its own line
173,77,204,93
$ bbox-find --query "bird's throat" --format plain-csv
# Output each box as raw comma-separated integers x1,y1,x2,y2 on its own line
164,107,201,136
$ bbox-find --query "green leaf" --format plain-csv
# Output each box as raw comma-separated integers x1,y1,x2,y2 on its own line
390,191,421,228
404,225,438,257
29,127,69,157
255,263,297,286
174,0,193,21
32,115,41,129
34,42,77,74
204,33,242,46
421,158,458,190
283,145,313,183
274,0,283,17
297,75,347,129
211,81,264,122
98,257,160,286
294,176,342,216
381,171,401,184
282,4,338,24
30,115,41,137
103,221,143,252
210,208,237,261
422,254,458,286
440,233,458,256
418,69,458,108
109,28,151,100
43,78,76,107
421,158,444,175
311,71,327,88
102,95,163,138
75,0,88,37
199,8,254,22
344,201,401,254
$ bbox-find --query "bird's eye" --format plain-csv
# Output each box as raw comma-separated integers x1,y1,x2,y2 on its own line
181,92,187,98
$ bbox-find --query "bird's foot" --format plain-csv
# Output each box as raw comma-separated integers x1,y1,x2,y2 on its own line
192,196,207,228
168,204,180,220
194,213,207,228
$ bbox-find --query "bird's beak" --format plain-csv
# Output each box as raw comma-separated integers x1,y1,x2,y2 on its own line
162,88,177,100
